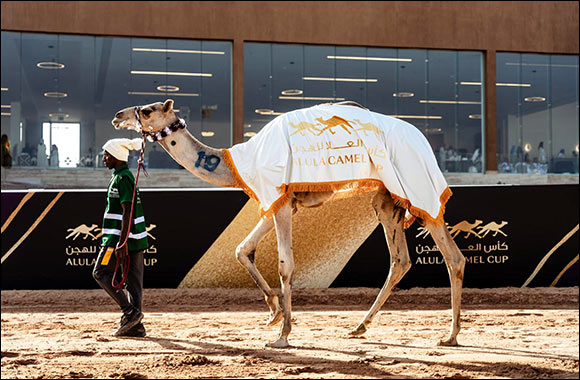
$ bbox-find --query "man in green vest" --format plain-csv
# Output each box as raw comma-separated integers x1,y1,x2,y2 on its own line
93,138,149,337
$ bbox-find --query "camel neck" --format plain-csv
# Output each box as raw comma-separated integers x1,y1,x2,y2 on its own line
157,128,237,188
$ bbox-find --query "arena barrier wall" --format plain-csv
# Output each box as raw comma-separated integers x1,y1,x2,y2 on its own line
1,185,578,290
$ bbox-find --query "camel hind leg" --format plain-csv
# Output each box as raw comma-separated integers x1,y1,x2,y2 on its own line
349,189,411,336
426,221,466,346
235,217,282,326
266,201,294,348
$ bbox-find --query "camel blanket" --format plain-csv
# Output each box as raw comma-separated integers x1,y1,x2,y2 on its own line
223,104,451,226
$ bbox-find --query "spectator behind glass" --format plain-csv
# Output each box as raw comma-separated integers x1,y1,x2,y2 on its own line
1,134,12,168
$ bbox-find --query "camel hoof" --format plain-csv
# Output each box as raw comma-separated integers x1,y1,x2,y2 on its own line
348,323,367,337
266,308,283,326
437,337,458,346
265,337,290,348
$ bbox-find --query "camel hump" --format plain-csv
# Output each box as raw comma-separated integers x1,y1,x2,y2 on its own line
331,101,368,110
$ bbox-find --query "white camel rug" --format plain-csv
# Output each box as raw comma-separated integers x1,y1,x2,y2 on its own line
223,104,451,227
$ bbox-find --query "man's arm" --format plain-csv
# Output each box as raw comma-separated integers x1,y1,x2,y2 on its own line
116,176,134,259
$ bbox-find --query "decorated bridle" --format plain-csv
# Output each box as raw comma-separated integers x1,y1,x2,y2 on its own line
135,106,187,143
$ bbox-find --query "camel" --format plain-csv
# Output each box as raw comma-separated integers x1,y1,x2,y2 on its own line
111,99,466,348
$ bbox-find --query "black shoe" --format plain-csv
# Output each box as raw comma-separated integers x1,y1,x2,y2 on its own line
121,322,146,337
112,310,144,336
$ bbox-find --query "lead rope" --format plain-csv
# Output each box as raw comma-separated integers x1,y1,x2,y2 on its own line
111,132,149,293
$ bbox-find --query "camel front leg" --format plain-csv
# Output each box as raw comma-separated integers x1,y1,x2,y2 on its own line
266,202,294,348
427,221,466,346
235,217,282,326
350,189,411,336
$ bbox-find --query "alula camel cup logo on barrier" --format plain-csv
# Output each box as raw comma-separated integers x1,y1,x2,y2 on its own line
64,222,159,267
415,219,510,265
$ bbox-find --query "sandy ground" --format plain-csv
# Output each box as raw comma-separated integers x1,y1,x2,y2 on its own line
1,287,579,379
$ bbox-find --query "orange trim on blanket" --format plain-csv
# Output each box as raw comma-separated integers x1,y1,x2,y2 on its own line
222,149,452,228
222,149,260,203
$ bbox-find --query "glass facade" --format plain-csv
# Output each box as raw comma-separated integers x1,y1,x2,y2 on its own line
497,53,579,174
244,43,485,173
0,31,232,169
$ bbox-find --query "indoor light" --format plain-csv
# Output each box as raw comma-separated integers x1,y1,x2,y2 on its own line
1,105,11,108
302,76,378,83
128,91,198,97
44,92,67,98
156,85,180,92
393,92,414,97
255,109,284,116
420,100,481,105
524,96,546,102
524,143,532,152
387,115,442,120
1,112,10,116
1,88,8,91
327,56,412,62
469,114,482,119
460,81,532,87
279,96,345,101
37,61,65,69
132,48,225,55
201,131,215,137
130,70,212,77
281,89,304,96
244,132,257,137
49,112,70,118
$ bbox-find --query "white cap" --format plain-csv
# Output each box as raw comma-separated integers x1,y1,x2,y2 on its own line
102,138,142,162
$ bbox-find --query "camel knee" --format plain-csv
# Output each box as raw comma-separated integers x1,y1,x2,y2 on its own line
235,243,254,266
278,257,294,283
390,256,411,280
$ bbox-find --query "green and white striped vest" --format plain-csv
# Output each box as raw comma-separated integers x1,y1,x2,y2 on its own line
101,163,149,251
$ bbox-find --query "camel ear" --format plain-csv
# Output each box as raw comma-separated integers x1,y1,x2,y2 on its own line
162,99,174,113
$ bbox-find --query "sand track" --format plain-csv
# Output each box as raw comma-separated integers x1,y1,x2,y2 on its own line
1,287,578,379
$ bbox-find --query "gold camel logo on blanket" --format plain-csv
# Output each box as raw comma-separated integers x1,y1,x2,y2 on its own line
416,220,509,239
289,117,383,138
315,116,355,135
289,121,322,136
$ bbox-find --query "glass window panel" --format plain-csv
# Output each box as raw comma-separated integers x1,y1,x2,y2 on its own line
550,55,579,173
243,42,484,173
334,46,368,106
366,47,397,115
457,51,484,173
200,40,232,148
497,52,579,174
1,32,22,162
303,45,337,108
0,31,232,173
243,43,273,141
272,44,304,114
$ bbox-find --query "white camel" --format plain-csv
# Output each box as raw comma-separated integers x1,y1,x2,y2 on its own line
111,99,466,348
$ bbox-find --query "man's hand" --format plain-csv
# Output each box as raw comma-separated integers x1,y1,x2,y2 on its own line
115,243,128,260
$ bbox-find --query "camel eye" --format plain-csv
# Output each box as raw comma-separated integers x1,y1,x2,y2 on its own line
142,109,152,117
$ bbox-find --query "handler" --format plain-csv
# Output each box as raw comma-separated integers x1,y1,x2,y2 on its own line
93,138,149,337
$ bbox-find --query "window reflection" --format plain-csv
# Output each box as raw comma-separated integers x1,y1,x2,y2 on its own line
497,53,579,174
244,43,484,173
0,32,232,170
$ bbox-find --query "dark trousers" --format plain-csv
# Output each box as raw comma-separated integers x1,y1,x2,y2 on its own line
93,246,144,315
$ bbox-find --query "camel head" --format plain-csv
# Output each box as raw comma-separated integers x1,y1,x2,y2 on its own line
112,99,177,134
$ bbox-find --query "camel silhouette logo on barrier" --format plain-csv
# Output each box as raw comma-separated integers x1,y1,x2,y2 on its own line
65,224,100,241
416,220,508,239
